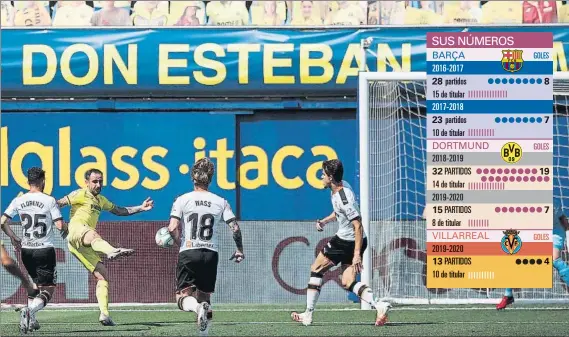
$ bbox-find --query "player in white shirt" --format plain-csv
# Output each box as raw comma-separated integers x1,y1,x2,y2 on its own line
0,167,66,334
168,158,244,335
291,159,391,326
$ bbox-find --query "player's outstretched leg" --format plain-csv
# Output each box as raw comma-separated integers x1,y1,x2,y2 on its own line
496,288,515,310
342,266,391,326
82,229,134,261
291,253,334,326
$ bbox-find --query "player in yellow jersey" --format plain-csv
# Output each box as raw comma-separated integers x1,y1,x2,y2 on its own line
57,168,154,326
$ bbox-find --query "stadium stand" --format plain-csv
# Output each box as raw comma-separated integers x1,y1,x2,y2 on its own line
2,1,567,26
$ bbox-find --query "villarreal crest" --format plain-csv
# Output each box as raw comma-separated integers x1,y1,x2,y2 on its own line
501,229,522,255
502,49,524,73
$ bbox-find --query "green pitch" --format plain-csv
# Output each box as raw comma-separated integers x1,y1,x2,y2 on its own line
1,303,568,336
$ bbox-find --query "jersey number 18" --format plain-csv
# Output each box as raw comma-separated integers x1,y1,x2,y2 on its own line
187,213,214,241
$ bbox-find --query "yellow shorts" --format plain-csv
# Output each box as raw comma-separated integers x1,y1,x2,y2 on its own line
67,223,93,250
68,243,101,273
67,223,101,273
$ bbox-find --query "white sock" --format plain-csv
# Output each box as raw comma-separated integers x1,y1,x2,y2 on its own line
352,282,377,307
181,296,199,313
306,275,323,312
29,297,45,314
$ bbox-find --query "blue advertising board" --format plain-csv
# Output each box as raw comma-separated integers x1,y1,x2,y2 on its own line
0,112,236,220
1,26,567,97
0,112,359,221
239,117,357,220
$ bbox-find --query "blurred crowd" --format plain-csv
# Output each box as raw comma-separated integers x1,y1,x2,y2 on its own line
1,1,566,27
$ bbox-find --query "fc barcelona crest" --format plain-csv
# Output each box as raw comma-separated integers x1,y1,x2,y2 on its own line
501,229,522,255
502,49,524,73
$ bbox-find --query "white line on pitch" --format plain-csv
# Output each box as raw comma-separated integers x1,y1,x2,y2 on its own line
3,306,566,312
0,321,567,326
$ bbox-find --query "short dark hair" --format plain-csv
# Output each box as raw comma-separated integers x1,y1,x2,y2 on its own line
84,168,103,180
27,167,45,188
322,159,343,183
192,157,215,189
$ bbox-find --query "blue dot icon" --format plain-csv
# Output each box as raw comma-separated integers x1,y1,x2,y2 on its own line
537,78,543,84
530,117,536,123
509,78,515,84
523,117,529,123
488,78,494,84
523,78,529,84
530,78,536,84
537,117,543,123
502,117,508,123
495,78,501,84
495,117,501,123
503,78,508,84
516,78,522,84
516,117,522,123
509,117,515,123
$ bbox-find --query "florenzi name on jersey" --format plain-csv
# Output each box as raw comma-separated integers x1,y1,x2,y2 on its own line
19,200,45,209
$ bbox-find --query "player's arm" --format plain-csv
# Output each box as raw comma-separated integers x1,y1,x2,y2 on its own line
223,200,244,262
167,217,182,246
167,196,182,246
56,189,82,208
1,201,21,248
49,198,68,238
316,211,336,230
108,197,154,216
228,220,243,253
342,201,363,272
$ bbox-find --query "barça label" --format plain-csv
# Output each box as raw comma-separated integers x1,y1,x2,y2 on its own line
426,32,553,289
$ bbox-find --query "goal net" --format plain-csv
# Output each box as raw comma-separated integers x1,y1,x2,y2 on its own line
358,71,569,305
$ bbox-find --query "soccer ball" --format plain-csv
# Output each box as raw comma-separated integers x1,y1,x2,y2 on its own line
155,227,174,248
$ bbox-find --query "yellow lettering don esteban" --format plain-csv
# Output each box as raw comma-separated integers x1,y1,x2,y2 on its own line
22,42,413,86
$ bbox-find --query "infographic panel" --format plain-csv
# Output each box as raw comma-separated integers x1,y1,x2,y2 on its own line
426,32,553,288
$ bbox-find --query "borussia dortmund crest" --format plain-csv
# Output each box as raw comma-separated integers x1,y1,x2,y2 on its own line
502,49,524,73
501,229,522,255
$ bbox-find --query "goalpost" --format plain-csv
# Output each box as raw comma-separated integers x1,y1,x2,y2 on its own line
358,71,569,307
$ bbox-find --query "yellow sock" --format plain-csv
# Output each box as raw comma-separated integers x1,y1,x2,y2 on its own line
91,238,115,255
96,280,110,316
